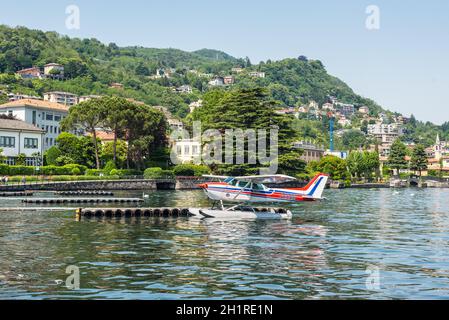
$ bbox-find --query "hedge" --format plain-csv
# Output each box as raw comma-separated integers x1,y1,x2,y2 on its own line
172,164,210,176
0,164,87,176
144,167,174,179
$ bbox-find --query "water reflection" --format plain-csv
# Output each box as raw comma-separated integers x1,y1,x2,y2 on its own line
1,188,449,299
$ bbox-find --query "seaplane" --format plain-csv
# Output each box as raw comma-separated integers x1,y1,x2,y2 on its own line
188,173,329,220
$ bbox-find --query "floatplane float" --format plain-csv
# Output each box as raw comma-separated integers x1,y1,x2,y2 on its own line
188,173,329,220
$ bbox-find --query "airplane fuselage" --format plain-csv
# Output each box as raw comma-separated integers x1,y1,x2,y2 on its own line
199,174,328,203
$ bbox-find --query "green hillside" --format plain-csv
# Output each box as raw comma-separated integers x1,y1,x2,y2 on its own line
0,24,447,146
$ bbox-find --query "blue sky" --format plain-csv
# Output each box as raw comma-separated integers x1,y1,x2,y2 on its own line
1,0,448,124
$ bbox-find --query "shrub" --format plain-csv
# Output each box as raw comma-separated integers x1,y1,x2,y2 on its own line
71,167,81,175
45,146,62,166
8,165,35,175
172,164,210,176
0,164,9,175
103,160,116,175
144,167,174,179
85,169,104,176
55,155,75,166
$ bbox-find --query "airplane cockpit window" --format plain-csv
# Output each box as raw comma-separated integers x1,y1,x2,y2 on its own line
237,181,250,188
224,177,234,183
252,183,266,191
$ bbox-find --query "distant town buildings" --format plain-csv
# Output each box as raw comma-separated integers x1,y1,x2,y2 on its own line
231,67,244,73
15,67,43,79
368,123,403,145
208,77,225,87
189,100,202,113
336,103,355,117
223,76,235,85
248,71,265,78
7,93,42,102
44,63,64,79
174,85,192,94
358,106,369,114
109,82,124,90
0,99,69,151
44,91,78,106
78,95,102,103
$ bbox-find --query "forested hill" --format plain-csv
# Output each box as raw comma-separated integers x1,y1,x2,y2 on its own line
0,24,384,113
2,24,446,146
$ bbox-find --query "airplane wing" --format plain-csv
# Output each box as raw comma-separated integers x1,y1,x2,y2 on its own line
234,174,297,184
202,174,230,180
202,174,297,184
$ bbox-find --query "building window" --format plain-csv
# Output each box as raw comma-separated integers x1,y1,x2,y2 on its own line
24,138,38,149
8,110,13,117
184,146,190,155
0,136,15,148
192,145,199,155
54,115,61,121
177,145,182,155
32,110,37,125
46,113,53,121
5,157,15,165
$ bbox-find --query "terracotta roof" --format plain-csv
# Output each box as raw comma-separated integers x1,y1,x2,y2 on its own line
91,131,116,142
0,118,43,132
0,99,69,112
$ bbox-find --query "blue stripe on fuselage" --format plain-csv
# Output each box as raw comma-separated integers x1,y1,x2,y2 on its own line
307,177,322,196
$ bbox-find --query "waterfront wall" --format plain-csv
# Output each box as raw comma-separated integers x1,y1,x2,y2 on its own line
0,179,161,191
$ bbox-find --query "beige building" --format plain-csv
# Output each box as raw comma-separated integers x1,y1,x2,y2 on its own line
16,67,43,79
223,76,235,85
44,91,78,106
293,141,325,163
44,63,64,79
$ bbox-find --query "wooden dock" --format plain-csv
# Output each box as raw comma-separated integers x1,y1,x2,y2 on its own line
55,191,114,196
0,191,34,197
22,197,143,204
76,207,192,218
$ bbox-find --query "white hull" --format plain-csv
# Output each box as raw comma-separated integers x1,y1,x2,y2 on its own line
188,207,292,220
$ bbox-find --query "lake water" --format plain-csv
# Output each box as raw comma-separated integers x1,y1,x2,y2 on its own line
1,188,449,299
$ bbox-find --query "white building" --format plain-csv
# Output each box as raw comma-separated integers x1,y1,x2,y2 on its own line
208,77,225,86
0,99,69,151
44,63,64,79
0,118,44,165
189,100,203,113
44,91,78,106
172,139,201,164
7,93,42,102
78,95,102,103
174,85,192,93
168,118,184,131
248,71,265,78
367,123,403,144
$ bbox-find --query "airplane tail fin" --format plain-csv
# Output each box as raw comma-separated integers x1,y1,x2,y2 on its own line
305,174,329,199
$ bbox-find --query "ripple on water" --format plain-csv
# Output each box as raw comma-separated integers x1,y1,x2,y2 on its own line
1,188,449,299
